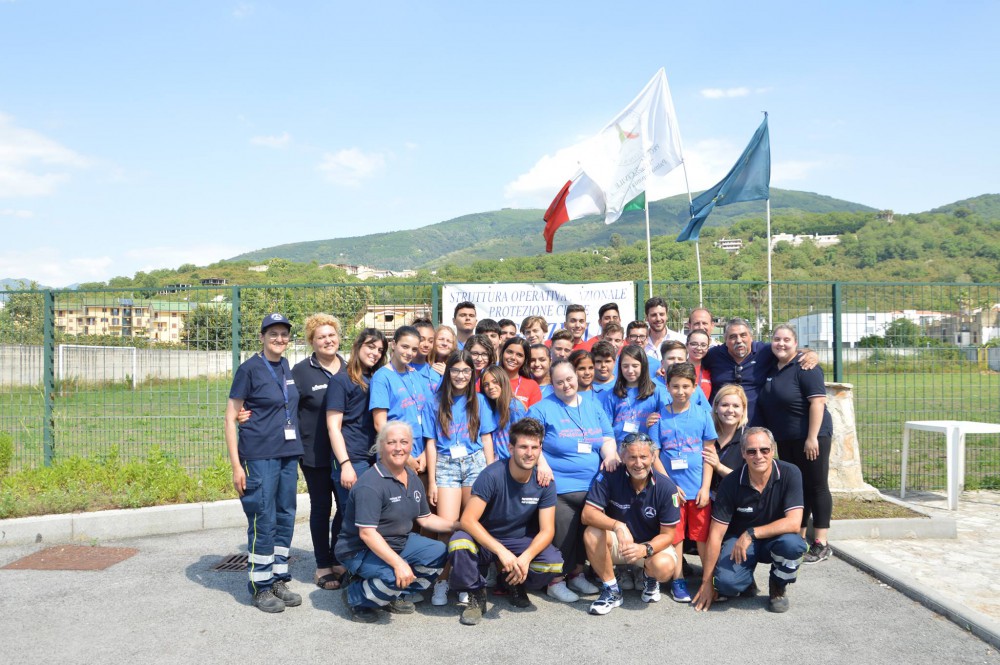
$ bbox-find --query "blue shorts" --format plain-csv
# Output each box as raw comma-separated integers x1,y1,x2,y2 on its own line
435,448,487,488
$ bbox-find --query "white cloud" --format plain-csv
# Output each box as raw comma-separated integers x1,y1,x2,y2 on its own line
250,132,291,149
404,141,419,151
701,87,751,99
772,159,823,183
0,248,113,287
233,3,254,18
0,208,33,218
317,148,387,187
0,113,90,198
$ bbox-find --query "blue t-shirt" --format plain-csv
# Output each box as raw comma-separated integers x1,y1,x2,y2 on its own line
411,361,444,395
369,364,433,457
585,466,681,543
601,385,669,441
491,398,527,461
325,372,377,465
650,404,718,497
539,384,555,399
472,460,557,540
429,393,497,456
592,378,616,396
527,393,614,494
659,383,712,414
229,354,303,460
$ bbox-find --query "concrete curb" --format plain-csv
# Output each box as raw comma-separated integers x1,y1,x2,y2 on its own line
834,541,1000,650
0,494,312,547
829,515,956,540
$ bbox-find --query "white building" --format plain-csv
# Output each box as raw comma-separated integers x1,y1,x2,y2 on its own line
787,309,945,348
770,233,841,249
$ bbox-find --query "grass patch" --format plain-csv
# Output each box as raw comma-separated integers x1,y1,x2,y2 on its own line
1,446,241,519
831,495,925,520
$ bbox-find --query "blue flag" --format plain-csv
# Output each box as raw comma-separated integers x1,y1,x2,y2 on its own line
677,114,770,242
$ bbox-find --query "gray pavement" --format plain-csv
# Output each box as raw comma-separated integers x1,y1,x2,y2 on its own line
1,520,998,665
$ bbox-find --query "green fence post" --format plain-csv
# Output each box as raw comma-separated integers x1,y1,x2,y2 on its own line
231,286,241,373
635,280,645,322
431,283,440,327
832,282,843,382
43,289,55,466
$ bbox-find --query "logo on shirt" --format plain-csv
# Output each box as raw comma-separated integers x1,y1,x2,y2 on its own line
643,506,656,519
311,384,327,392
610,500,630,511
413,491,421,503
672,493,679,508
737,506,754,513
389,496,402,503
520,497,540,505
285,379,295,385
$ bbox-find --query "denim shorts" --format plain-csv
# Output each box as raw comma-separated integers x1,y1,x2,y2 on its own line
435,448,487,488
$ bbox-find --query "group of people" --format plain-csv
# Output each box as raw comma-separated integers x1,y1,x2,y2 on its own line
224,297,835,623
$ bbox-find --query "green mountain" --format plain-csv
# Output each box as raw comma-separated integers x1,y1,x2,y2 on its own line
229,188,877,270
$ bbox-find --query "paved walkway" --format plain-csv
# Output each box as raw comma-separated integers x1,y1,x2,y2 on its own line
836,490,1000,637
1,515,998,664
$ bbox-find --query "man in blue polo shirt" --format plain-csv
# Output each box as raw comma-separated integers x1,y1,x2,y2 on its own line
692,427,809,614
335,421,460,623
446,417,564,626
581,432,681,615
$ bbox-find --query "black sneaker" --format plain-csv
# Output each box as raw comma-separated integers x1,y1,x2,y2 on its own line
509,584,533,609
384,597,415,614
342,588,378,623
803,541,832,564
767,578,789,613
252,588,285,613
460,589,487,626
271,580,302,607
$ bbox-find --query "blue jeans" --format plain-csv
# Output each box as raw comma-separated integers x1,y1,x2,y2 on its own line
342,533,446,609
713,532,808,596
240,456,299,595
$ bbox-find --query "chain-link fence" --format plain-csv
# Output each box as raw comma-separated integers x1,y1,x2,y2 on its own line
1,280,998,491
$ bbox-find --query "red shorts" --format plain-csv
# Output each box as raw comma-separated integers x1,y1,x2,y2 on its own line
673,499,711,544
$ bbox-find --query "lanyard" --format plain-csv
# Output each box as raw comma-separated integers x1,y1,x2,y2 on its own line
396,367,421,406
561,395,588,439
259,353,292,424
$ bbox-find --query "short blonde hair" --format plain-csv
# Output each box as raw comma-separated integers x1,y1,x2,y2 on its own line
303,313,341,346
711,384,749,431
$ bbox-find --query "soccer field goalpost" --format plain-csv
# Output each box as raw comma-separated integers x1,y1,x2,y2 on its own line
57,344,138,389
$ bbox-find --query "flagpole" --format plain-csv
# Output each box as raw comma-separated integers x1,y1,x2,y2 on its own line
644,198,654,297
766,197,773,331
680,160,702,306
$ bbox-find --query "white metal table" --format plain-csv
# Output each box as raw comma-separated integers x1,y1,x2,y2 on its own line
900,420,1000,510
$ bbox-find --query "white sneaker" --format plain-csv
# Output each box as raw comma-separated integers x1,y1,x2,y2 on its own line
457,591,470,606
547,580,580,603
567,573,599,595
431,579,450,606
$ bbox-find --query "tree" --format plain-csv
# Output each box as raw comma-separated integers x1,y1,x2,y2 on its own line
883,318,922,347
183,304,233,350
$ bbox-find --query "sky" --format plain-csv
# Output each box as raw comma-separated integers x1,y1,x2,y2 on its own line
1,0,997,287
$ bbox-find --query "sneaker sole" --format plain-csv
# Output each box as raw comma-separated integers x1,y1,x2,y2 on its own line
642,593,661,603
588,599,623,615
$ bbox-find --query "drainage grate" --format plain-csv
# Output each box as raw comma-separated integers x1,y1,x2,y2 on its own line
212,554,248,572
211,553,296,572
2,545,139,571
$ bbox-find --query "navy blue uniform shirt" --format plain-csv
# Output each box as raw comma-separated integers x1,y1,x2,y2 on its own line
335,462,430,558
229,354,303,460
585,466,681,543
756,359,833,441
291,353,346,468
326,372,377,465
471,460,557,540
712,459,804,540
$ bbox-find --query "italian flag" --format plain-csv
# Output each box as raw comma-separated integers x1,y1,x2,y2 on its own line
542,170,644,253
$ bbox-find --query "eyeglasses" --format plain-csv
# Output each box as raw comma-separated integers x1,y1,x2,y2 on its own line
469,351,490,359
745,447,772,457
687,342,709,350
265,331,290,340
450,367,474,376
733,364,743,384
627,334,647,343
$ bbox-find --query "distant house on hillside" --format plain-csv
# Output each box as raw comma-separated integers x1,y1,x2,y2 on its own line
248,265,269,273
200,278,227,286
770,233,841,249
926,304,1000,345
355,305,432,335
713,238,744,254
320,263,417,280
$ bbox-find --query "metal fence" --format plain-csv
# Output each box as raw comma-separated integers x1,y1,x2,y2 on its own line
1,280,998,493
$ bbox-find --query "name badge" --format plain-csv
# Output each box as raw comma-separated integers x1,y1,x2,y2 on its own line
284,427,297,441
449,444,468,459
577,440,591,454
670,458,688,471
417,414,422,425
623,421,638,434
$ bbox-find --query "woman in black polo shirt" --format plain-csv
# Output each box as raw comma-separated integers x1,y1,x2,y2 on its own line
702,384,749,499
756,324,833,564
290,314,347,590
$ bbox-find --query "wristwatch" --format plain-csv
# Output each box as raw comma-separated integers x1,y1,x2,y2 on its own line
746,527,757,541
644,543,654,558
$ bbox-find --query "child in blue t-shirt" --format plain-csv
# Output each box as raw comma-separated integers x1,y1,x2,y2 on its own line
601,344,668,441
480,366,527,461
650,362,718,603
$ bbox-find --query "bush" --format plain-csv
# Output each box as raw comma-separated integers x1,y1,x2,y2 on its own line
0,432,12,478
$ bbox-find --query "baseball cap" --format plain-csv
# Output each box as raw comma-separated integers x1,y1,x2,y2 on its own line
261,312,291,333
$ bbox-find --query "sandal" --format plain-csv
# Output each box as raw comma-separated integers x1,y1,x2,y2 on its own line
315,570,346,590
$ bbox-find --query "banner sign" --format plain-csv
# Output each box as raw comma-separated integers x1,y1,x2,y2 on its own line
442,282,636,340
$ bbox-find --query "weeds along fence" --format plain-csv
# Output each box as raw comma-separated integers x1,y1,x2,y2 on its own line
0,280,998,493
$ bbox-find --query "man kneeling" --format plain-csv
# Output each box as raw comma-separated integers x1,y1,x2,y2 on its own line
447,417,564,625
582,432,680,615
